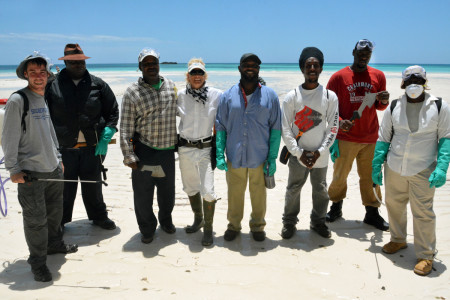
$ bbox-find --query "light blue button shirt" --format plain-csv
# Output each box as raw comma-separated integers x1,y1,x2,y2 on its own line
215,83,281,169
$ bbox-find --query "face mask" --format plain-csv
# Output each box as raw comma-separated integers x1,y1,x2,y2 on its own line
405,84,424,99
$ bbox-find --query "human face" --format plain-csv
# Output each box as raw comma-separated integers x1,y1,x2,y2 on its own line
24,62,49,95
65,60,86,79
188,69,206,89
238,60,260,82
139,56,160,84
301,57,322,85
352,48,372,72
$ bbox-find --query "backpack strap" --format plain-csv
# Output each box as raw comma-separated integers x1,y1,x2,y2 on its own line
13,90,29,133
436,97,442,113
390,99,398,114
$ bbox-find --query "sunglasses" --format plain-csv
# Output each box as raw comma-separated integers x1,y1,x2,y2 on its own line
189,69,205,76
356,39,375,51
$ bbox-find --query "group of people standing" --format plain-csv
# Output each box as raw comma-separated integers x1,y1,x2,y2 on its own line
2,39,449,282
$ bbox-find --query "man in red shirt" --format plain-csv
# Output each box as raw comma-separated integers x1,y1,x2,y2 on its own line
326,39,390,231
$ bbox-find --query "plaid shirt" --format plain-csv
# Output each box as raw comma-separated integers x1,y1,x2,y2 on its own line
120,76,178,165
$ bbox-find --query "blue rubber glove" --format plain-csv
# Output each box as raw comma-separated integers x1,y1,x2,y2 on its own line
215,130,228,171
329,139,340,163
429,138,450,188
371,141,390,186
95,127,117,156
264,129,281,176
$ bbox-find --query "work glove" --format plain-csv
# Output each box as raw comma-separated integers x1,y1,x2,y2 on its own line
371,141,390,186
429,138,450,188
95,127,117,156
264,129,281,176
329,139,340,163
215,130,228,171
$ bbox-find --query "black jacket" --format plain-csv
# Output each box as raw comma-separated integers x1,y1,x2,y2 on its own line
45,69,119,148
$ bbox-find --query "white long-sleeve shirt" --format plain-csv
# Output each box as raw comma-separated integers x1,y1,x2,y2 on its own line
282,85,339,168
177,87,222,140
378,93,450,176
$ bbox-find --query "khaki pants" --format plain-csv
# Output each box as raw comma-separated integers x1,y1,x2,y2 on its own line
328,140,381,207
385,164,436,260
226,161,266,232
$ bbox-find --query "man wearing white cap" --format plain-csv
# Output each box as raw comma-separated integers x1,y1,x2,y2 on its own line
372,65,450,276
120,48,178,244
2,52,78,282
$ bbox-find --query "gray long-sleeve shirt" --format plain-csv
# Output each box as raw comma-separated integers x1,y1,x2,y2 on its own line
2,87,60,176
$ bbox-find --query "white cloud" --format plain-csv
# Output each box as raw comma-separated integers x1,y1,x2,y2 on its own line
0,32,160,43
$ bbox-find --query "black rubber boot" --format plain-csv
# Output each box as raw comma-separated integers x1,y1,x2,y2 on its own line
185,193,204,233
326,200,343,222
202,200,216,246
363,206,389,231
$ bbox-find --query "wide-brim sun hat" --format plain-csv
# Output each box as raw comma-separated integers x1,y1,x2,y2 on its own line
16,51,51,80
58,43,91,60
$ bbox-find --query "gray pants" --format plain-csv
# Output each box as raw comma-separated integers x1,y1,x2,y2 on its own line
18,166,64,268
283,156,329,226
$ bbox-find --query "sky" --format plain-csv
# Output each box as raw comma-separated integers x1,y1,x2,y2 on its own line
1,0,449,65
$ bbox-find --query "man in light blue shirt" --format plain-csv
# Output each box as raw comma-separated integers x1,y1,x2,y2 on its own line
215,53,281,242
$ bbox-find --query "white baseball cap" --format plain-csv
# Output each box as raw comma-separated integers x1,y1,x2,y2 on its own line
138,48,160,63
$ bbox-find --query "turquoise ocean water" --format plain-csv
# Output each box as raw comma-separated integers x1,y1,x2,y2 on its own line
1,63,450,75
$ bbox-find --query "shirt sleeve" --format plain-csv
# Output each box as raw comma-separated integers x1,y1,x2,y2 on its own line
215,93,228,132
375,72,389,111
120,89,139,165
281,91,302,158
101,81,120,129
318,91,339,154
1,96,23,176
377,104,394,143
438,101,450,140
269,91,282,131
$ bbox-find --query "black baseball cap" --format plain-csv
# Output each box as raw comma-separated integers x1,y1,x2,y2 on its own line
240,53,261,65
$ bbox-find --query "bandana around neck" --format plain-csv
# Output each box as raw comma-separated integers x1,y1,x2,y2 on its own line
186,83,208,105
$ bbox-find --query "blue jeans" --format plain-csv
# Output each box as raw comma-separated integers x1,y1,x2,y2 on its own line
282,156,329,226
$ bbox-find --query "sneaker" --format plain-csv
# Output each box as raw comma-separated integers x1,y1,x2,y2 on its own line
224,229,239,241
382,241,407,254
251,231,266,242
32,265,52,282
326,201,343,222
363,206,389,231
281,224,296,239
310,223,332,238
414,259,433,276
47,242,78,255
161,223,176,234
93,218,116,230
141,234,154,244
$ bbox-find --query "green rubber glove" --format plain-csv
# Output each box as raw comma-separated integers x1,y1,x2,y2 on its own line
429,138,450,188
371,141,390,186
95,127,117,156
330,139,340,163
215,130,228,171
264,129,281,176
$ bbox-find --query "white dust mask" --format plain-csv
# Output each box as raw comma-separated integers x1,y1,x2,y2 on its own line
405,84,424,99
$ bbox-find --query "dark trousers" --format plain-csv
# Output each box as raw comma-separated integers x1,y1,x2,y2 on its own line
132,142,175,237
61,147,107,224
18,166,64,269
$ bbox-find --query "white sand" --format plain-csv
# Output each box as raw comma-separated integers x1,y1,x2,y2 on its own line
0,70,449,299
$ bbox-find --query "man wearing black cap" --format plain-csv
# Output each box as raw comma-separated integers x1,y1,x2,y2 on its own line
46,44,119,231
215,53,282,242
2,52,78,282
280,47,339,239
326,39,390,231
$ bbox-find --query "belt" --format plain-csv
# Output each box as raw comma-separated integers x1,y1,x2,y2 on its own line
179,136,213,149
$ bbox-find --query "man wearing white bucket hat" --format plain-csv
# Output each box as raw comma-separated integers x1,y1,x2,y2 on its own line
2,52,78,282
120,48,178,244
372,65,450,276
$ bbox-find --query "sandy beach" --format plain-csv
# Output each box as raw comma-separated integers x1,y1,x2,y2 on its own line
0,70,449,299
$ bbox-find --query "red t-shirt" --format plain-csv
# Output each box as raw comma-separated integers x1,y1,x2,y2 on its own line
326,66,388,144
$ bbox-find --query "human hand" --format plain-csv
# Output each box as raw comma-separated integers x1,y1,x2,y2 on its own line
300,150,319,169
372,165,383,186
95,139,109,156
429,168,446,188
339,119,354,132
377,91,390,105
330,140,339,163
11,172,26,183
216,157,228,171
264,159,276,176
